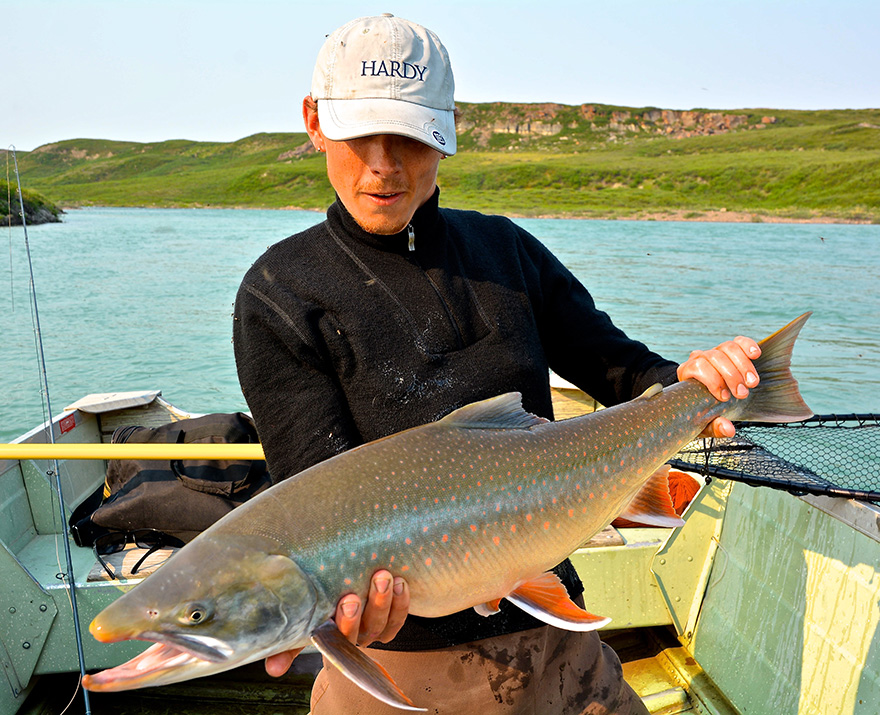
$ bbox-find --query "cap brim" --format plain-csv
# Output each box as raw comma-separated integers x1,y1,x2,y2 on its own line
318,98,456,156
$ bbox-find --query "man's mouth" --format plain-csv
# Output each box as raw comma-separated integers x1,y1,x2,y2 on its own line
363,191,405,208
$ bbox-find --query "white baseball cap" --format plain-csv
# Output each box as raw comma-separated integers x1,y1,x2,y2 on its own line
310,14,457,156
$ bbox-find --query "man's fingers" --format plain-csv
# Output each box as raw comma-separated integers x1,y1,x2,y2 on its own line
358,571,395,645
679,337,761,403
376,577,410,644
264,648,303,677
703,417,736,439
335,594,363,644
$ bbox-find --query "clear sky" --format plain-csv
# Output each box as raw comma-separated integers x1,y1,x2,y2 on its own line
4,0,878,152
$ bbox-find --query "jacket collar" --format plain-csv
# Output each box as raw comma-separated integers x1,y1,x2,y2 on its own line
327,188,441,253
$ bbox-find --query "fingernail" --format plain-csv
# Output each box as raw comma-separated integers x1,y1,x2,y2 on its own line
735,385,748,399
749,346,760,356
720,389,731,401
393,578,405,595
746,371,758,386
374,576,391,594
341,601,360,619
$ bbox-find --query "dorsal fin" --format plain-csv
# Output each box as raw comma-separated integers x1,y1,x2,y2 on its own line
438,393,549,430
637,383,664,400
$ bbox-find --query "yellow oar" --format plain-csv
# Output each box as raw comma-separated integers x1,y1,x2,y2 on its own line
0,443,266,461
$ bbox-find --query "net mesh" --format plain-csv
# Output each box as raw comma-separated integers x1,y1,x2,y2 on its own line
670,414,880,503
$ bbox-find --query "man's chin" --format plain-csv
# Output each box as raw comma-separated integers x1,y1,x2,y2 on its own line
350,211,410,236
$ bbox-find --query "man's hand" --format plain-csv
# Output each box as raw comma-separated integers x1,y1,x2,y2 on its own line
264,570,409,677
677,336,761,438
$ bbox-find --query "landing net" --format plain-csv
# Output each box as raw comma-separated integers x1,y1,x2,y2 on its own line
670,414,880,503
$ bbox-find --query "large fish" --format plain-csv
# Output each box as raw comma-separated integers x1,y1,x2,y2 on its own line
83,314,813,710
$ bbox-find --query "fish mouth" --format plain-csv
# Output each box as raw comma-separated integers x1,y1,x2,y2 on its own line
81,632,234,692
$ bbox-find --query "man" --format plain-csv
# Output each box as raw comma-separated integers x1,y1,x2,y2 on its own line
233,14,760,714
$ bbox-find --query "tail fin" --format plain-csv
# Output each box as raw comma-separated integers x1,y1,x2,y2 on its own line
740,312,814,423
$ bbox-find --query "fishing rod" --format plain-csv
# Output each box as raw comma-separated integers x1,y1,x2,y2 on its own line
0,442,266,460
10,147,92,715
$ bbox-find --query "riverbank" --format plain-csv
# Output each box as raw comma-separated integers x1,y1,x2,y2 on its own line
511,208,879,224
55,202,876,226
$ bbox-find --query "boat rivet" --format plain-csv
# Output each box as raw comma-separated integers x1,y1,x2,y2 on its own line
22,642,30,649
675,596,681,602
687,555,694,562
39,604,48,612
659,558,666,565
8,607,15,614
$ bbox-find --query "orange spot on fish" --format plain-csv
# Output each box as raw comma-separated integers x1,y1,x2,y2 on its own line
510,524,517,533
344,578,352,585
425,558,432,566
470,524,477,532
543,521,550,530
405,538,412,545
442,534,449,542
401,565,409,572
568,509,574,517
371,553,377,560
493,536,500,546
526,514,533,522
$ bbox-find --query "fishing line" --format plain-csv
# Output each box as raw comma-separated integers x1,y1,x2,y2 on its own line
10,147,92,715
5,148,13,309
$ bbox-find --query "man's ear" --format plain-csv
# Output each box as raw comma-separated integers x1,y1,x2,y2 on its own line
302,96,325,152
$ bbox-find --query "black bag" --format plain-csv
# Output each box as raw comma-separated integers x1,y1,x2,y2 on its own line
71,412,272,544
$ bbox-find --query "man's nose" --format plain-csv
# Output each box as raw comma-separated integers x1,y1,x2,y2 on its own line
363,136,403,175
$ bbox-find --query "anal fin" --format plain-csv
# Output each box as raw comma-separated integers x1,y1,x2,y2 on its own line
505,572,610,631
474,598,502,617
617,464,686,528
310,620,425,712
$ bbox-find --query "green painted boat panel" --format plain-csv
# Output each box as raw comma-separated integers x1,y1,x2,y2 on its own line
652,478,731,637
570,528,674,630
692,482,880,714
0,463,37,554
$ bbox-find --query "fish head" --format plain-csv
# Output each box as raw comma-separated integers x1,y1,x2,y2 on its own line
83,533,319,691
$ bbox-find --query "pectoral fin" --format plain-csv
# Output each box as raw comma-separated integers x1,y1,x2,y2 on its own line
505,572,611,631
309,620,425,712
617,464,686,528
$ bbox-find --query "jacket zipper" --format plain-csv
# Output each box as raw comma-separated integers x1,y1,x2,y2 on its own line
406,222,465,349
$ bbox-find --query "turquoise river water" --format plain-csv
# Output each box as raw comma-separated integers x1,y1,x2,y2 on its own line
3,207,878,443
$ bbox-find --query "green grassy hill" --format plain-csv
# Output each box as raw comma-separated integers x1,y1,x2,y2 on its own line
15,103,880,221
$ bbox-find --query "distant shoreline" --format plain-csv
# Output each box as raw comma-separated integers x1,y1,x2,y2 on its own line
58,203,877,225
506,209,878,224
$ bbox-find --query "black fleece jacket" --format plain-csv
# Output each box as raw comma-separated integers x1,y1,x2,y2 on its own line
233,189,678,648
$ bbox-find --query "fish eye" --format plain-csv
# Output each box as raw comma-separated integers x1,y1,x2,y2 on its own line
182,603,212,625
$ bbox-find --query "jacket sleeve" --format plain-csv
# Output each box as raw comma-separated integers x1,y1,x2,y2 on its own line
517,229,679,406
233,277,360,483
